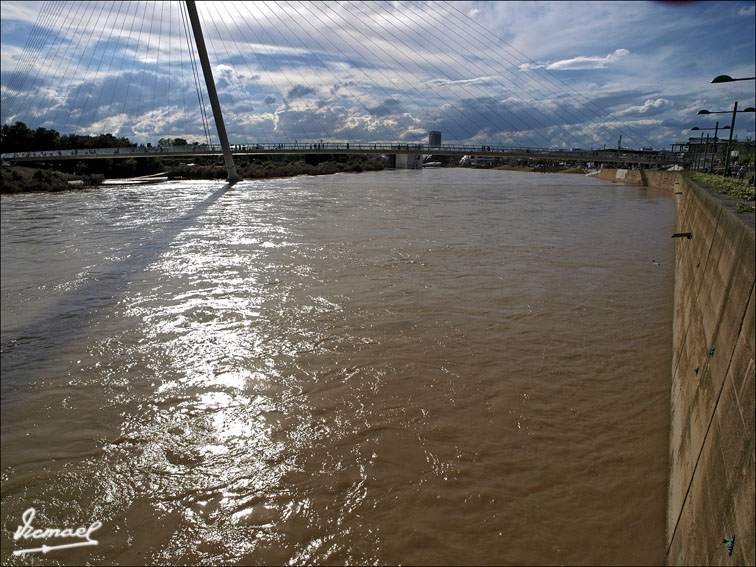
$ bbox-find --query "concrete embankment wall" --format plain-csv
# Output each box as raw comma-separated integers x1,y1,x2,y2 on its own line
596,167,684,189
599,169,755,565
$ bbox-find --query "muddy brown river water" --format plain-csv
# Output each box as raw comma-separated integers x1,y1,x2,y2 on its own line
1,168,675,565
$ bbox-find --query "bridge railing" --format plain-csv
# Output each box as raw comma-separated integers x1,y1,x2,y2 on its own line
1,142,683,163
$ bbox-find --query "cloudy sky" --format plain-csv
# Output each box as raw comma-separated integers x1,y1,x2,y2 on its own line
1,0,754,149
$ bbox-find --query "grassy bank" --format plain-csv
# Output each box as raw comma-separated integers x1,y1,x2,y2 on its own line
684,171,755,213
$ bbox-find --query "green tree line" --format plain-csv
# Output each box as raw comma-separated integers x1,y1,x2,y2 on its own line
1,121,134,154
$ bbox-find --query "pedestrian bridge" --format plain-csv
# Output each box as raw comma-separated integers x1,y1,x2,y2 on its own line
1,142,682,166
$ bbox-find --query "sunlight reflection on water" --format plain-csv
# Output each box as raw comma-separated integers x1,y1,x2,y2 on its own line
1,171,675,565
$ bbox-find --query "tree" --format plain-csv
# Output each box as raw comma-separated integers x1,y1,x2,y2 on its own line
33,127,60,151
0,122,34,153
119,158,138,177
157,137,189,147
0,122,134,152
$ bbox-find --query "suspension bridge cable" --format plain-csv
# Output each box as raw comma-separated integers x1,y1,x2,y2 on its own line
289,0,428,142
168,0,192,142
297,1,474,144
348,0,562,148
234,3,325,141
179,1,212,145
205,2,277,144
2,0,57,122
396,0,592,149
440,1,655,148
231,3,312,142
344,1,535,145
106,1,144,134
133,0,157,135
397,0,593,148
239,2,338,141
62,0,118,133
207,2,288,143
304,0,493,145
166,1,181,142
276,2,420,142
28,0,98,131
333,0,519,145
79,0,127,131
3,1,56,102
262,0,421,142
198,2,257,145
166,1,190,143
47,0,106,131
9,0,84,127
48,0,105,130
175,3,193,143
120,1,150,140
425,1,626,148
149,0,166,138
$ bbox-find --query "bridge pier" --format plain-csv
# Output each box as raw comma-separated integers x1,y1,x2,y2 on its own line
395,154,422,169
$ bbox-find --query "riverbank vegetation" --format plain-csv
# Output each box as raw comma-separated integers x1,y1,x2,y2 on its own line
167,155,384,181
1,154,385,194
1,122,387,193
0,166,106,193
1,122,134,154
684,171,756,213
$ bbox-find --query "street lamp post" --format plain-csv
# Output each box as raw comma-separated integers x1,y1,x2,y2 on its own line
695,130,704,170
708,73,756,175
691,123,729,171
697,104,756,175
725,101,737,176
711,74,756,83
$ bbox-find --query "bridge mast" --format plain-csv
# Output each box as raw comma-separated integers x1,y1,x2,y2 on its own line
185,0,241,183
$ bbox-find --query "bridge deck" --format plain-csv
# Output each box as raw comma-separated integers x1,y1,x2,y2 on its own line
1,143,682,165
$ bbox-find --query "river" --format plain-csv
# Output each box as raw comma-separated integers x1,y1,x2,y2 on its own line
1,168,675,565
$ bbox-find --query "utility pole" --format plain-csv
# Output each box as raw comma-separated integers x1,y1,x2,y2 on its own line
185,0,241,183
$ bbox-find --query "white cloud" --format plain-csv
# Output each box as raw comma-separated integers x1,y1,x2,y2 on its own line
546,49,630,71
738,5,755,16
614,98,674,117
426,76,498,87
